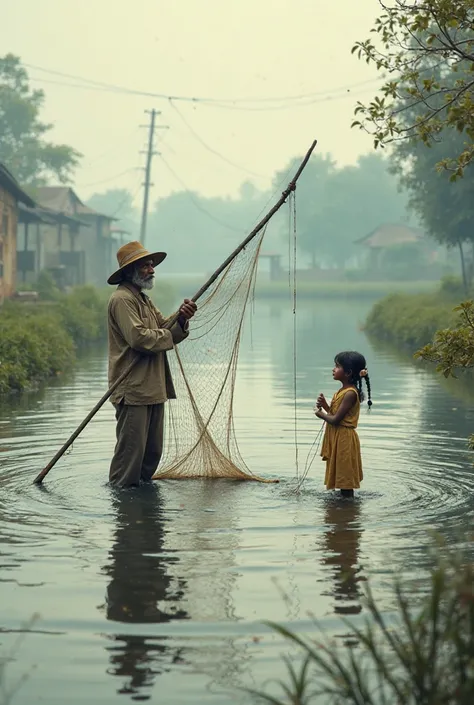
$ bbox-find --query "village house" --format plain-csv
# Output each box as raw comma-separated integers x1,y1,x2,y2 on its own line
354,223,440,274
16,203,87,288
26,187,116,288
0,164,36,304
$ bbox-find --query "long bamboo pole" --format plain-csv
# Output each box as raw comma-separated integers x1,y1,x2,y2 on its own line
33,139,317,485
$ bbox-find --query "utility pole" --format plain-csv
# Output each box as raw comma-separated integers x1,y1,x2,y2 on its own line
139,109,168,248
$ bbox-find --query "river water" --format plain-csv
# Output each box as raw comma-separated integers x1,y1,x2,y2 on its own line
1,298,473,704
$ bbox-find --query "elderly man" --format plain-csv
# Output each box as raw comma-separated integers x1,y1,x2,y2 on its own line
107,241,197,487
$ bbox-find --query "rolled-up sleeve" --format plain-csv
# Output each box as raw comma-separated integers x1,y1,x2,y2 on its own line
111,297,174,353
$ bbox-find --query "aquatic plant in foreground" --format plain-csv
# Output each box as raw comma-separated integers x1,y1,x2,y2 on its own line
248,542,474,704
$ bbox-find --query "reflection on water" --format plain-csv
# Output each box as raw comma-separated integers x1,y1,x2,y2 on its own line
102,486,188,699
0,298,474,704
319,498,364,617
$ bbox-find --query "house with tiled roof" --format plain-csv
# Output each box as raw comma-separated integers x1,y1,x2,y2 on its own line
354,223,437,271
31,186,116,287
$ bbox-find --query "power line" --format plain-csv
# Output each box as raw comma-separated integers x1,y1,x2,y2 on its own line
29,75,130,95
25,61,383,108
76,167,137,188
29,73,382,113
169,100,266,178
159,155,243,233
195,86,383,112
110,179,143,218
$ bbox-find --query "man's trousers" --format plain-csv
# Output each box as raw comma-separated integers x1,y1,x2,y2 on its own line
109,402,164,487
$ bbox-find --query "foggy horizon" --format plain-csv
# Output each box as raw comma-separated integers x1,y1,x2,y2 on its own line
1,0,382,205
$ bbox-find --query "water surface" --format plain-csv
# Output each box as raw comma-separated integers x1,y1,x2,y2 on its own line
1,298,473,703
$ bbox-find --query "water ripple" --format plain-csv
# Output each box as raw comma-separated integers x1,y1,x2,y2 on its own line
1,301,474,704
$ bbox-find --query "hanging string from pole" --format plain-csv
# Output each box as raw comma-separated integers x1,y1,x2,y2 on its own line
287,191,324,495
288,192,292,295
292,423,325,494
290,191,299,485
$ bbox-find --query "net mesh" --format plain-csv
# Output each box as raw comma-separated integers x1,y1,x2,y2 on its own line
152,226,277,483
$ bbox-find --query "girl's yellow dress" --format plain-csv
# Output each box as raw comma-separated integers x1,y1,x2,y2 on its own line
320,386,363,490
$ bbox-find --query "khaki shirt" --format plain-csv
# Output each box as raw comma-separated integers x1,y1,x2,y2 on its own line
108,282,188,405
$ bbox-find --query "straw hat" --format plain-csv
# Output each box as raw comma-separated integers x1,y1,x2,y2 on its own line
107,241,167,285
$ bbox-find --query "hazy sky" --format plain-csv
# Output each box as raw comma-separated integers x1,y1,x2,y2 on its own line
1,0,382,204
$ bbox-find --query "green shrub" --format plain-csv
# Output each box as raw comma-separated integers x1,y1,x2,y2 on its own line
0,314,74,394
439,274,468,299
57,285,109,347
35,270,61,301
250,541,474,705
365,292,457,352
0,286,106,393
59,298,102,346
0,281,177,394
67,285,108,314
0,360,28,394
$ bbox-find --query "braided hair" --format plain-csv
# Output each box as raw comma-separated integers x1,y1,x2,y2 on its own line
334,351,373,407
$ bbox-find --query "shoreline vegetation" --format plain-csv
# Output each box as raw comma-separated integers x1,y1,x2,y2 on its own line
250,540,474,704
0,273,462,397
164,275,437,300
0,275,175,395
0,285,107,395
364,276,465,353
363,276,474,414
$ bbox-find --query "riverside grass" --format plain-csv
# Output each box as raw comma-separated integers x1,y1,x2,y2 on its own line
0,275,456,395
0,286,106,395
0,282,175,395
249,538,474,705
364,277,467,352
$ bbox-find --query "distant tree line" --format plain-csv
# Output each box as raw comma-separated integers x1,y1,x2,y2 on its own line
86,155,414,275
1,51,473,282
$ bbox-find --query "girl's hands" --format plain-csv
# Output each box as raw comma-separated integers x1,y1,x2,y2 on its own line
314,393,328,419
316,393,330,412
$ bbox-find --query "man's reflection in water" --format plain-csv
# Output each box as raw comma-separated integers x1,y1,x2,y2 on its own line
321,498,365,616
101,485,188,700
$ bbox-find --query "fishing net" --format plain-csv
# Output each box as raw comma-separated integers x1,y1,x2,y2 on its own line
152,224,278,483
31,141,315,488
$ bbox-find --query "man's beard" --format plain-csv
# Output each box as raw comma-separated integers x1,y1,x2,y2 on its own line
131,270,155,290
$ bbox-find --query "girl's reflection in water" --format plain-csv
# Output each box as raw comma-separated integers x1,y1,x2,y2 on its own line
320,497,365,616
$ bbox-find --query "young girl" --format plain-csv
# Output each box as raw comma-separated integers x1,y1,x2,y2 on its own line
315,351,372,498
